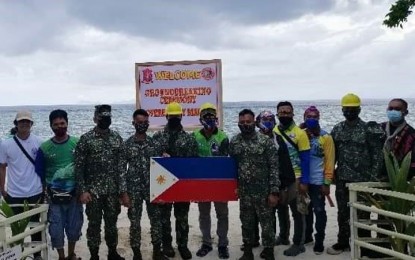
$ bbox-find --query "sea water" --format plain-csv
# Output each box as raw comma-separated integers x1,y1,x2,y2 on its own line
0,99,414,140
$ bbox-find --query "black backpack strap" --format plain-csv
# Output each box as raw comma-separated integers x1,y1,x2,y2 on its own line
278,126,299,151
13,136,35,165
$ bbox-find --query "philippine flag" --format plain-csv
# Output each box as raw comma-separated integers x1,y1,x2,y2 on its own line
150,157,238,203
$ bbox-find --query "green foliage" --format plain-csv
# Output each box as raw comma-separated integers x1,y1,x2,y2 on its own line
384,0,415,28
364,151,415,253
0,200,31,246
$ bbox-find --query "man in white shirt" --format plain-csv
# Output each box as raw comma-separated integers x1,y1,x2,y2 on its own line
0,110,43,260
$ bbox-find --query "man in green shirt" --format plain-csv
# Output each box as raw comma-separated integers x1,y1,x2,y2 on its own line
35,109,83,260
193,103,230,259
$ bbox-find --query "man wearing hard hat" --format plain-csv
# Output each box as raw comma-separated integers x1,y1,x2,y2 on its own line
193,103,230,259
327,93,385,256
153,102,198,260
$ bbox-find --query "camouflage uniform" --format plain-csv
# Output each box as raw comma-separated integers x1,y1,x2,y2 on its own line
229,132,280,248
119,135,163,252
74,127,124,252
152,127,198,248
331,119,385,245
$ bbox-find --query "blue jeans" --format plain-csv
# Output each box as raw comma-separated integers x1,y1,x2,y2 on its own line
305,184,327,246
48,198,84,249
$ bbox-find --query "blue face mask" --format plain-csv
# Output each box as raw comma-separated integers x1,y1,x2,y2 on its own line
305,118,319,129
262,121,275,131
202,118,217,130
387,110,403,123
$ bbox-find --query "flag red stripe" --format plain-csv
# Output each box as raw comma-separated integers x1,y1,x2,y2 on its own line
153,180,238,203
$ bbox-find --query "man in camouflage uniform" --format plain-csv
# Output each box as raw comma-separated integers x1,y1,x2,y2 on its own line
153,102,198,260
119,109,168,260
229,109,280,260
75,105,125,260
327,94,385,255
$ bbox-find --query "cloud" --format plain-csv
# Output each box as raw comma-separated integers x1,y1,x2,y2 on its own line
0,0,414,106
66,0,334,45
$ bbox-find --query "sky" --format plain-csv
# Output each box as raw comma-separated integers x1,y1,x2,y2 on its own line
0,0,414,106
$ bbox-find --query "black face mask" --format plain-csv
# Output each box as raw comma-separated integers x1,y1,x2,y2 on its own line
167,117,182,129
52,127,67,137
97,117,111,130
343,109,360,121
238,124,256,135
134,122,149,134
278,116,293,126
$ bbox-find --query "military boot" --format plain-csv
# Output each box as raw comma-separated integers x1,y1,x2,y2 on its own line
89,248,99,260
238,245,254,260
107,249,125,260
178,246,192,260
132,247,142,260
162,244,175,258
261,248,275,260
153,244,169,260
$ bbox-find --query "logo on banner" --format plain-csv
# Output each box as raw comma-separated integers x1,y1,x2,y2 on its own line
141,68,153,84
201,67,215,80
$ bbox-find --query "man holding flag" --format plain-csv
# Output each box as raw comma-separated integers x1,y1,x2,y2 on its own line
193,103,230,259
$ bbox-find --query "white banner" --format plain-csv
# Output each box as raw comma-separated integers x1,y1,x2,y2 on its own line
135,59,223,130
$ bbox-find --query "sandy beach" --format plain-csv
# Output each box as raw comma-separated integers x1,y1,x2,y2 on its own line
48,187,350,260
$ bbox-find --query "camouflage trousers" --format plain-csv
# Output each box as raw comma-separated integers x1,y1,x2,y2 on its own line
128,195,163,250
85,193,121,251
159,202,190,247
240,194,275,248
335,180,371,245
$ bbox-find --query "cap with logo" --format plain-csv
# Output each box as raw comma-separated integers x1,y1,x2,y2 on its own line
95,104,112,117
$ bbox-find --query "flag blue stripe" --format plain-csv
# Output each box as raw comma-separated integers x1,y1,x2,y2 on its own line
153,157,237,179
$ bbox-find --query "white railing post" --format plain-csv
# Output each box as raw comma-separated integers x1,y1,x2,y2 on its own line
0,224,7,251
349,187,359,259
40,206,48,259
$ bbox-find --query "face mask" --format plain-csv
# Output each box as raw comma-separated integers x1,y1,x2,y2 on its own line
261,121,275,131
52,127,67,137
97,117,111,130
343,109,359,121
278,116,293,126
134,122,149,134
167,117,181,128
387,110,403,123
201,118,217,130
305,118,319,129
238,123,256,135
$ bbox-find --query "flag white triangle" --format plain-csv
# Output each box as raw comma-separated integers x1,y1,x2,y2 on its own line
150,157,179,202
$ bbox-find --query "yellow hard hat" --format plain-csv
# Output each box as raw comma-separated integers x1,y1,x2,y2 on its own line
165,102,182,115
200,102,216,112
341,93,361,107
200,102,217,117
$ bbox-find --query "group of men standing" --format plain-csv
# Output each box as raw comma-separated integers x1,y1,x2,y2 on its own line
0,93,414,260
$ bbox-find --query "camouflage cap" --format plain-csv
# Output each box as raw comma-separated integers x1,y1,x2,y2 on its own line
95,104,112,117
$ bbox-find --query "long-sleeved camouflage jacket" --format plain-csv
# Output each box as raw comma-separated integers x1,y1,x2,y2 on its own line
74,128,124,196
331,119,385,182
152,126,198,157
229,132,280,197
119,135,162,200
